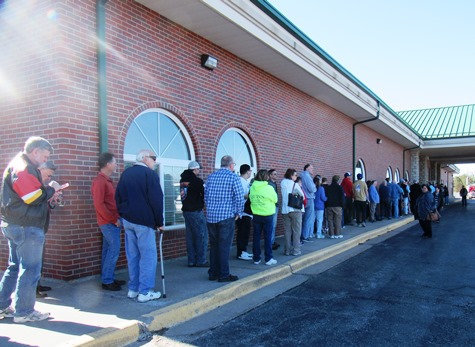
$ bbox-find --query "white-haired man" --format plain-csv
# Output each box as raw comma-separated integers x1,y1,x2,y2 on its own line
115,149,164,302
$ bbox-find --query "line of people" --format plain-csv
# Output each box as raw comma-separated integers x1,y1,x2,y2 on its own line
0,137,453,324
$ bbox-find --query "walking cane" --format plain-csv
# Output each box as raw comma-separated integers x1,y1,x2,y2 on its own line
157,228,166,298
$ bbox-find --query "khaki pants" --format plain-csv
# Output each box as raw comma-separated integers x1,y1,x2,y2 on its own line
326,207,342,236
283,211,302,255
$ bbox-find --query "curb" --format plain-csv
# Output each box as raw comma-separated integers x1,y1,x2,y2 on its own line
147,217,414,332
68,217,415,346
67,320,141,347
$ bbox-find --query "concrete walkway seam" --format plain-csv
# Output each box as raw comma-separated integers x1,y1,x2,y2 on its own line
67,319,141,347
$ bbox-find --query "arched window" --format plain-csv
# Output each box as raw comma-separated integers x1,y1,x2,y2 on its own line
386,166,393,182
404,170,410,182
123,109,194,228
394,168,401,183
215,128,256,176
355,159,366,180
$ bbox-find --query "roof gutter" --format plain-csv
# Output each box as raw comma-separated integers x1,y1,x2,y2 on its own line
352,101,380,176
97,0,109,153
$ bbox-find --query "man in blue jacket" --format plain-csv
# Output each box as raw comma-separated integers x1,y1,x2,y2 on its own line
116,149,164,303
389,179,403,219
299,164,316,242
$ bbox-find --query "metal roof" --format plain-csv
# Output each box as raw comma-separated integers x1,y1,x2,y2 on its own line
398,104,475,140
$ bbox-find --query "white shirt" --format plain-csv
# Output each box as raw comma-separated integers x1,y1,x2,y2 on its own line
281,178,305,214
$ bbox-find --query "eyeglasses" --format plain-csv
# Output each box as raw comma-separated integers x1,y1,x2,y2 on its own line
146,155,157,161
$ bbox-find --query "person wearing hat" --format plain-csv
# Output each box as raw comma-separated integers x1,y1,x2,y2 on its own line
341,172,354,225
353,173,369,227
180,160,208,267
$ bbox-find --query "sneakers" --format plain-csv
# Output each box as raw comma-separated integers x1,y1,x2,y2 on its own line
335,235,343,239
137,290,161,303
302,238,314,243
361,223,366,227
127,290,139,299
238,252,253,260
316,234,325,239
291,251,301,256
265,258,277,266
0,306,14,320
253,259,261,265
13,310,50,323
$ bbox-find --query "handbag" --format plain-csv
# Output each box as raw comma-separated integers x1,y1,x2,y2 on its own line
427,210,440,222
288,182,304,209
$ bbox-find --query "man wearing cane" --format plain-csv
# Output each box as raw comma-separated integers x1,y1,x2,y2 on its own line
116,149,164,303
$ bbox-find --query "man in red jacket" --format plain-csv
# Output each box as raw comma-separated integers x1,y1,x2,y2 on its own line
91,152,125,291
341,172,354,225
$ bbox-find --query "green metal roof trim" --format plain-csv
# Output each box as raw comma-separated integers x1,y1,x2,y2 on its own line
398,104,475,140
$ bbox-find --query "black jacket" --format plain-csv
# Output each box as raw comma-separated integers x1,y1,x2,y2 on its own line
325,181,344,208
180,169,205,212
1,153,55,229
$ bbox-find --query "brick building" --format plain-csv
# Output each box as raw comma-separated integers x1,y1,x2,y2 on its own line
0,0,457,280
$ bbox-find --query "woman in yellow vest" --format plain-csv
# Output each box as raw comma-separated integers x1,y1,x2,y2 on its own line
249,169,278,265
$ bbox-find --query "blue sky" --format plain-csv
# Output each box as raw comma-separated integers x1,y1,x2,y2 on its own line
267,0,475,112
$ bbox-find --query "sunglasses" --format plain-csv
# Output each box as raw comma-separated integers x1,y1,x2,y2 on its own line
146,155,157,161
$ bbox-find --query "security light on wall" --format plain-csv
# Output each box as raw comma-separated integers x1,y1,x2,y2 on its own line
376,138,382,144
201,54,218,70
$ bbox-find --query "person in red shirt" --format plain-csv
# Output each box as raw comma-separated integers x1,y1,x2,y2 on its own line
341,172,354,225
91,152,125,291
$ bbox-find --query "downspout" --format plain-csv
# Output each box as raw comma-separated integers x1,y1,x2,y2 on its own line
402,141,421,179
97,0,109,153
352,101,380,176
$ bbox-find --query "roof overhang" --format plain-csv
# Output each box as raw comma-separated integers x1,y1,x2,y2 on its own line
135,0,420,148
419,137,475,165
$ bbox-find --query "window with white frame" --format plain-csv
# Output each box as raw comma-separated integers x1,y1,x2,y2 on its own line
215,128,256,176
394,168,401,183
123,109,194,228
386,167,393,182
355,159,366,180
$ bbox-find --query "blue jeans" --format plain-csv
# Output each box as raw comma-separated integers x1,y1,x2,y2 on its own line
301,198,315,240
315,210,324,236
100,223,121,284
392,199,400,218
0,225,44,317
207,217,235,279
122,219,157,295
252,215,273,262
183,210,208,266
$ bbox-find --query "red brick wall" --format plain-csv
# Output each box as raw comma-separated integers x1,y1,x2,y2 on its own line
0,0,410,280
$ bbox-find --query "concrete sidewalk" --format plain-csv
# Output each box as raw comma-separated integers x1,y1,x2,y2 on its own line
0,216,416,347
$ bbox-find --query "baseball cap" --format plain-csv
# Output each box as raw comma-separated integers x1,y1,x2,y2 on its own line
344,172,351,177
188,161,200,170
357,173,363,180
